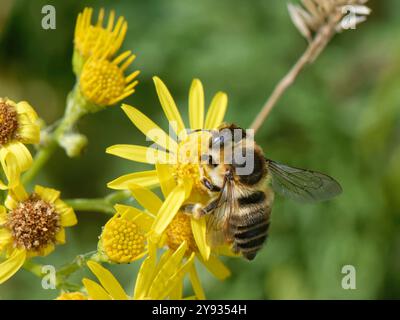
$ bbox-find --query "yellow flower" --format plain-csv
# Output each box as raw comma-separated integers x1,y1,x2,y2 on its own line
99,168,231,298
107,76,227,192
0,98,40,189
73,7,128,74
98,205,149,264
83,242,194,300
79,50,139,110
0,184,77,284
105,77,232,298
56,292,88,300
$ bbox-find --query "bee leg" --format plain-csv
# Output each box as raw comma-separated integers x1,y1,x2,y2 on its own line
181,204,204,219
202,178,221,192
181,198,219,219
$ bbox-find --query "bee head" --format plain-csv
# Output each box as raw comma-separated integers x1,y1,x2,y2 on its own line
209,123,246,150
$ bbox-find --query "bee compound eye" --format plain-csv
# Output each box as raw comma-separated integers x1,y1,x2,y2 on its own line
210,136,223,148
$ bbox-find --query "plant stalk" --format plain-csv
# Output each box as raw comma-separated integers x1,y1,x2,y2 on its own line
250,13,342,133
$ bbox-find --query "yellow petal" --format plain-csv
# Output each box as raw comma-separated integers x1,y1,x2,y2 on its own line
1,142,33,172
183,178,193,199
86,261,128,300
55,228,66,244
6,184,28,210
15,101,38,123
106,144,171,164
148,242,188,299
121,104,178,153
0,151,20,189
0,206,7,225
107,170,159,190
133,254,156,299
36,243,55,257
189,79,204,130
56,200,78,227
204,92,228,129
115,204,154,233
169,282,183,300
150,183,186,239
34,185,60,203
128,183,163,214
155,251,195,299
0,229,12,251
191,217,211,260
17,115,40,144
155,163,176,198
0,248,26,284
189,264,206,300
153,76,187,141
156,247,173,270
82,278,112,300
4,194,18,210
199,255,231,280
0,180,7,191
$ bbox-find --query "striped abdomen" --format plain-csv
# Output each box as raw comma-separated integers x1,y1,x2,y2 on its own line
230,189,272,260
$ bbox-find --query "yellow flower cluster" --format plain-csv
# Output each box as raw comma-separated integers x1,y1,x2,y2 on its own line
78,76,235,300
0,99,77,284
73,8,140,110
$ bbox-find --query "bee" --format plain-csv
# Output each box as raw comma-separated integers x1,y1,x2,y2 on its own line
181,124,342,260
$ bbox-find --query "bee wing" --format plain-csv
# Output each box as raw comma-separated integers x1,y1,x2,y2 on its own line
266,159,342,203
206,174,238,247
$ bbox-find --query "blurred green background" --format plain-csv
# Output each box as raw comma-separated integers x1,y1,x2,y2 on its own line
0,0,399,299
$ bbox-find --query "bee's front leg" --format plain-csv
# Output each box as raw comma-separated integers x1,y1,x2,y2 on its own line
181,198,219,219
202,178,221,192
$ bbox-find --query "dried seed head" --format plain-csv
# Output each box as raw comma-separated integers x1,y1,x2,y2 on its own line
6,194,60,251
0,99,19,146
288,0,371,41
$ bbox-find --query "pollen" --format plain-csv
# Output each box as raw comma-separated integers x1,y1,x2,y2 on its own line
56,292,88,300
166,212,198,255
79,51,139,107
101,214,146,263
173,132,210,191
0,100,19,146
6,194,60,251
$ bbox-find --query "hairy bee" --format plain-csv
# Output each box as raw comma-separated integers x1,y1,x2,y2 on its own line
182,124,342,260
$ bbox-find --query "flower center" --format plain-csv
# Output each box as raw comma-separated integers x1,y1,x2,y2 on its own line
101,214,146,263
166,212,198,254
80,58,126,106
0,100,19,146
173,132,210,191
6,194,59,251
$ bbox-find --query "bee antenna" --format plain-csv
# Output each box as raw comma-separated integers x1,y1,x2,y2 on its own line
188,128,212,134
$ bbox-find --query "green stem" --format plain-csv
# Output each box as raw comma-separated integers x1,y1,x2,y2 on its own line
57,251,99,278
24,256,92,291
22,88,88,185
105,190,131,203
65,198,115,214
64,190,130,214
23,260,44,278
